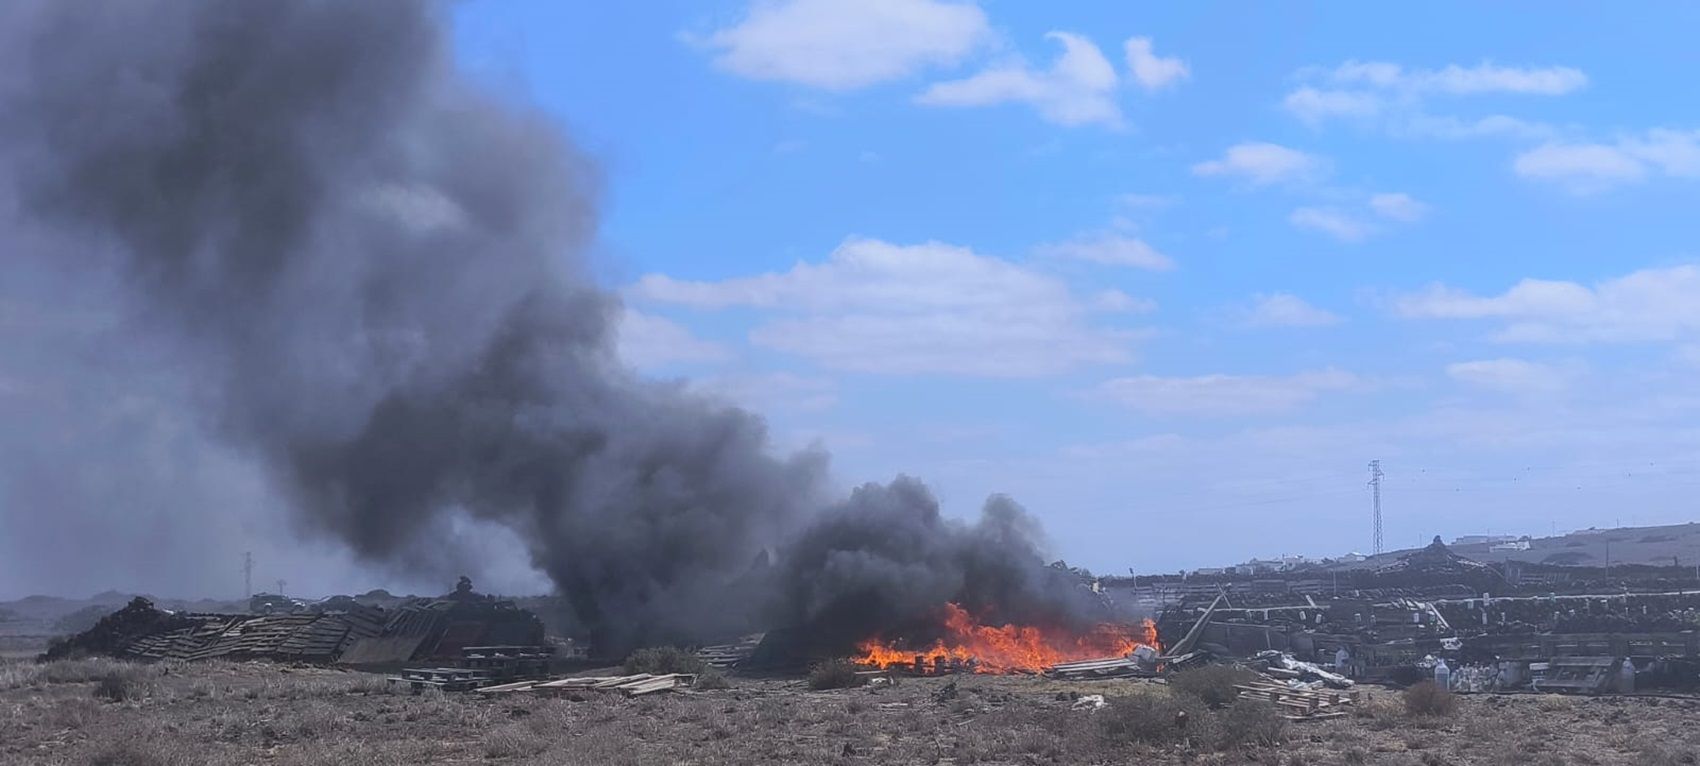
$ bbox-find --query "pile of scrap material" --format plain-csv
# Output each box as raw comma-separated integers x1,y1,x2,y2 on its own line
474,673,697,697
1375,537,1498,580
1247,650,1353,689
43,581,545,667
46,598,385,663
42,597,197,660
1233,679,1357,721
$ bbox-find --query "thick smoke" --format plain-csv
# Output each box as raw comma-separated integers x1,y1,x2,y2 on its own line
775,477,1106,653
0,0,1106,651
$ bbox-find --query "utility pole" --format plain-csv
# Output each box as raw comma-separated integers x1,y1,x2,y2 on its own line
243,552,254,599
1368,460,1385,556
276,579,286,597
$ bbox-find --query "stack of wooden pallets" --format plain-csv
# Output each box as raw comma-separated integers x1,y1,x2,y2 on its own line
1042,656,1152,680
1232,680,1358,721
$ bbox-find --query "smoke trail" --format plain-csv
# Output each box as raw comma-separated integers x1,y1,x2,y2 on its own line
0,0,1103,651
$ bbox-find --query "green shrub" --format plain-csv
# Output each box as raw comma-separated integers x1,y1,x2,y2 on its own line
1402,680,1457,717
623,646,707,676
1167,664,1258,708
807,659,865,690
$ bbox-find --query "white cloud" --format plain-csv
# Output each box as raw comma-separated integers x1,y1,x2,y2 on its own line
632,238,1142,376
1513,129,1700,192
1289,207,1372,242
1090,289,1157,313
916,32,1121,127
1241,293,1341,328
1393,265,1700,343
1283,60,1583,137
1326,61,1587,95
1192,142,1323,186
1093,369,1359,416
1446,358,1571,395
1114,193,1175,211
1369,192,1428,222
1283,87,1382,124
1036,233,1174,270
1122,37,1188,91
698,0,991,90
616,310,731,370
1396,114,1553,141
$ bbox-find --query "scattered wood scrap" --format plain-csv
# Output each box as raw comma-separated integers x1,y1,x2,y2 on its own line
475,673,699,697
1233,680,1357,721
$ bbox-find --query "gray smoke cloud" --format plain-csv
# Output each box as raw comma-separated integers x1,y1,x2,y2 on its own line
0,0,1101,651
774,477,1106,653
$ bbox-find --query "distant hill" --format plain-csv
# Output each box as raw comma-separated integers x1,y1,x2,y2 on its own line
1332,521,1700,572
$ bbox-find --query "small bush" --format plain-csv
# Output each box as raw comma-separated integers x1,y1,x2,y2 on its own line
694,668,730,690
481,724,548,758
1168,664,1258,708
1215,698,1287,749
1098,690,1208,747
807,659,866,690
93,668,149,702
1403,680,1457,717
624,646,707,676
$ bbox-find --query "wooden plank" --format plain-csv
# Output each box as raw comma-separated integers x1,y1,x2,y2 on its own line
475,680,540,694
591,674,653,689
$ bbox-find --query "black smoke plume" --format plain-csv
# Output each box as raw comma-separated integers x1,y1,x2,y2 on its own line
0,0,1106,652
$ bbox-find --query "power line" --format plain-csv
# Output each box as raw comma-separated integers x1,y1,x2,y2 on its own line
1369,459,1385,556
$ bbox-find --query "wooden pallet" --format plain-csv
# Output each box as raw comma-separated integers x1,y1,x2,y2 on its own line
479,673,698,696
1233,682,1357,720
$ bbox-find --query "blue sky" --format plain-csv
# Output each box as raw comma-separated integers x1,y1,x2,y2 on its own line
448,0,1700,575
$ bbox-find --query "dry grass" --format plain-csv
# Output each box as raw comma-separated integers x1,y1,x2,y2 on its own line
92,667,152,702
1402,680,1458,717
1167,664,1260,708
0,656,150,690
1216,697,1287,748
5,660,1700,765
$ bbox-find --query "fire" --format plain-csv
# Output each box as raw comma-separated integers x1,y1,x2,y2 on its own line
854,602,1158,674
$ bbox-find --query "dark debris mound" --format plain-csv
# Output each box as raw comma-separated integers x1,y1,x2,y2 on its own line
42,597,193,661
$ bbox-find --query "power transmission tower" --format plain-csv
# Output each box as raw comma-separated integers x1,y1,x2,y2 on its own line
1368,460,1385,555
243,552,254,599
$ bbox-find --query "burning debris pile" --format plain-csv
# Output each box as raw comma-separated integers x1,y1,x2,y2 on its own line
853,602,1156,675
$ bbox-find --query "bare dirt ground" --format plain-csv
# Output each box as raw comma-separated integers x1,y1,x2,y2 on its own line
3,658,1699,765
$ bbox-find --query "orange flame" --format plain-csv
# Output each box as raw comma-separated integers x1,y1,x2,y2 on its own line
854,602,1158,674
